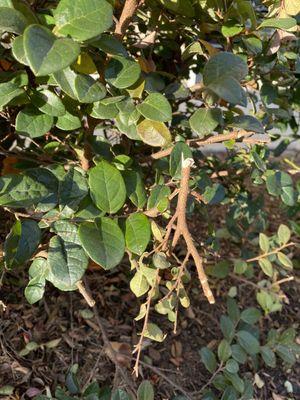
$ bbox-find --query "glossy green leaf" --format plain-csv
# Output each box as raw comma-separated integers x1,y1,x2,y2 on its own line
56,109,81,130
240,307,261,324
137,380,154,400
236,330,260,355
203,52,248,106
218,339,232,362
54,0,113,41
189,108,222,138
260,346,276,368
24,25,80,76
12,35,28,65
16,105,53,138
74,74,106,103
137,119,172,147
225,359,239,374
258,258,273,277
258,17,297,30
231,344,247,364
130,270,150,297
221,20,243,38
277,252,293,269
169,142,192,179
0,7,28,34
277,224,291,245
220,315,235,341
89,160,126,214
147,185,171,210
122,170,147,208
0,168,58,209
125,213,151,255
47,223,88,291
78,217,125,270
259,233,269,252
229,115,264,133
200,347,217,373
0,71,28,108
58,168,88,216
4,220,41,269
105,56,141,89
25,257,48,304
92,34,128,57
31,89,66,116
143,322,166,342
137,93,172,122
91,101,119,119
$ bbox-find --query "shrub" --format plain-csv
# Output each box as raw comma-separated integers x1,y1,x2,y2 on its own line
0,0,299,390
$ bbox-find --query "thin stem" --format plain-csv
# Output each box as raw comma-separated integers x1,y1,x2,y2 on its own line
247,242,295,262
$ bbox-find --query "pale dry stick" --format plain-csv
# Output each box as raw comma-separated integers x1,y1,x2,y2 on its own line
171,158,215,304
133,270,160,377
83,277,137,397
247,242,295,262
76,280,95,307
271,276,294,288
151,130,254,160
114,0,143,39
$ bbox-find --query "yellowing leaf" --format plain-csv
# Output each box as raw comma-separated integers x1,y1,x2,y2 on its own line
137,119,172,147
73,52,97,74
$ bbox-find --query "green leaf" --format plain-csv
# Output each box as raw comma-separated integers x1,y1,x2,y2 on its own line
75,74,106,103
259,233,269,253
16,105,53,138
266,170,295,206
260,346,276,368
78,217,125,270
221,20,243,38
137,93,172,122
233,259,247,275
203,52,248,106
220,315,235,341
189,108,222,138
258,258,273,277
207,260,230,278
221,387,238,400
58,168,88,216
91,101,119,119
125,213,151,255
122,170,147,208
0,7,28,34
24,25,80,76
92,34,128,57
137,119,172,147
218,339,232,362
137,380,154,400
31,89,66,116
143,322,166,342
25,257,48,304
0,168,58,210
277,224,291,245
242,35,262,55
236,331,260,355
52,67,78,99
4,220,41,269
229,115,264,133
227,297,240,323
225,359,239,374
202,183,225,205
54,0,113,41
223,372,244,394
277,252,293,269
12,35,28,65
152,252,170,270
147,185,170,210
275,344,296,365
47,227,88,291
258,17,297,30
240,308,261,324
231,344,247,364
56,109,81,130
169,142,193,179
112,389,130,400
199,347,217,373
130,270,149,297
0,71,27,108
89,160,126,214
105,56,141,89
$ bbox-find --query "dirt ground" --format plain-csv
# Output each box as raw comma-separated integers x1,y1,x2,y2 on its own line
0,186,299,400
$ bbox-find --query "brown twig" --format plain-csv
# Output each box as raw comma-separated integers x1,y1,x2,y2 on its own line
246,242,295,262
161,157,215,304
76,280,95,307
151,130,263,160
114,0,142,40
